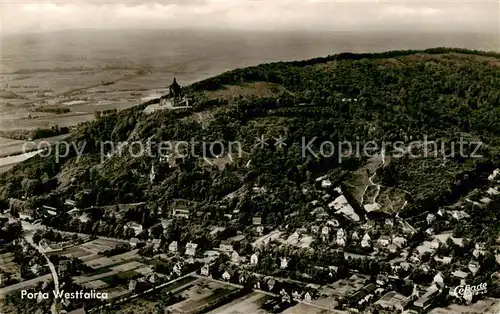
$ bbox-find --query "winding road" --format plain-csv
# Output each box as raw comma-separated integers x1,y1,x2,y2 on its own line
24,227,60,314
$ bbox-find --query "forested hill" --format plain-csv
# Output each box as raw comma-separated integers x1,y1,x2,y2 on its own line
1,48,500,230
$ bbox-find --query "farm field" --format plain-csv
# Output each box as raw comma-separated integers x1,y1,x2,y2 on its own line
166,279,239,314
206,292,271,314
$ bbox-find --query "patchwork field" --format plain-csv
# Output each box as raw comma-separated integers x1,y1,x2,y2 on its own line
167,279,239,314
0,252,19,276
60,238,121,260
84,250,140,270
206,292,271,314
282,303,333,314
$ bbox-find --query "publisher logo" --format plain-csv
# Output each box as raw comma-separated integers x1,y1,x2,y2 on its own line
453,283,487,298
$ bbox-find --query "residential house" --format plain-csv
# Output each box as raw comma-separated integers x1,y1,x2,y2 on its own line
352,231,359,240
361,233,371,248
337,228,345,239
250,253,259,265
321,179,332,189
222,271,231,281
151,239,161,251
288,231,300,243
434,256,452,264
315,175,327,182
426,213,436,225
468,262,479,275
173,262,183,276
200,264,210,276
430,238,441,250
58,261,68,277
231,251,240,263
336,237,346,247
321,226,330,241
161,219,170,230
486,187,499,196
253,216,262,225
252,186,267,194
387,244,398,254
414,285,439,312
256,225,264,235
124,222,143,236
254,281,261,290
148,274,158,284
473,243,487,258
185,242,198,256
322,194,331,202
328,266,338,277
172,208,189,219
128,279,137,291
329,194,360,222
373,291,410,313
376,236,391,248
451,210,470,221
452,270,469,285
209,227,226,237
169,241,178,253
304,292,312,303
280,257,289,269
280,289,292,303
392,236,407,249
480,197,492,204
336,228,346,246
235,273,245,284
64,199,77,208
488,168,500,181
31,264,41,276
219,244,234,254
433,273,444,287
267,278,276,291
400,263,411,271
376,275,389,286
129,238,140,247
472,241,483,252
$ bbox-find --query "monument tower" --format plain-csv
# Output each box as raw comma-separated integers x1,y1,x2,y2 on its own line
169,77,182,101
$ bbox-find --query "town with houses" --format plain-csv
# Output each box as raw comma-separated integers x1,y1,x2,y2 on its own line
0,162,499,314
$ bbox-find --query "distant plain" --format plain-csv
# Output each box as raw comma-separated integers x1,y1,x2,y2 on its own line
1,29,498,133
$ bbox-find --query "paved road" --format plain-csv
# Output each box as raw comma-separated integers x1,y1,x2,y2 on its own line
24,229,60,314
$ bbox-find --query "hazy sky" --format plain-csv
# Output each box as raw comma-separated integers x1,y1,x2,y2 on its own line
1,0,499,35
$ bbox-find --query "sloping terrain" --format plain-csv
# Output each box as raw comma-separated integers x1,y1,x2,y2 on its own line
1,48,500,227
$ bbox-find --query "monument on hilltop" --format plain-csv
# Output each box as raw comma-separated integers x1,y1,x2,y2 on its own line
158,77,190,108
169,77,183,101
